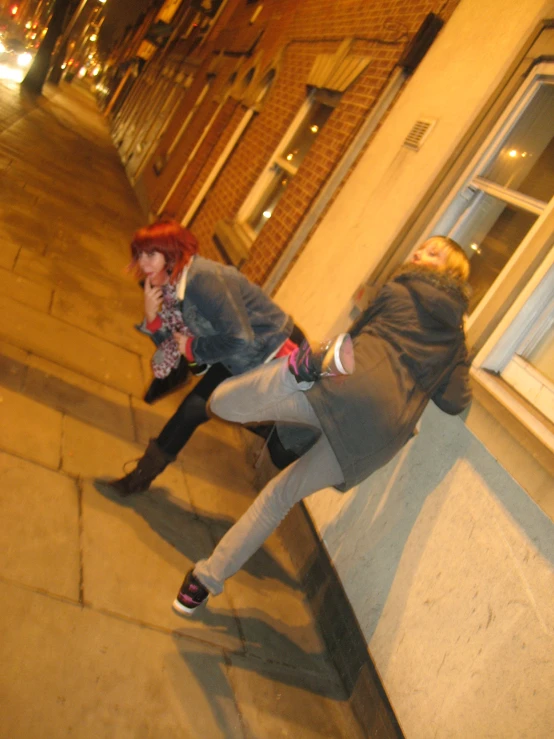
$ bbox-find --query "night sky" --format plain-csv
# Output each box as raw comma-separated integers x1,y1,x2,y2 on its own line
100,0,155,51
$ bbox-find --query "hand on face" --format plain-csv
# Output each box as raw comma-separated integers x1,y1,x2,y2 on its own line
144,277,163,323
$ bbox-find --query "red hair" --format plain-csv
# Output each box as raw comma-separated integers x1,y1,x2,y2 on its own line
129,220,199,284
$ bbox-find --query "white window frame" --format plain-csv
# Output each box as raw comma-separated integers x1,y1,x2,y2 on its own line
158,89,224,215
164,82,211,162
236,96,315,243
182,77,274,226
472,242,554,447
419,61,554,446
131,83,187,182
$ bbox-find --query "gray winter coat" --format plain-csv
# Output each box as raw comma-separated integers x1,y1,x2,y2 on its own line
305,265,472,491
139,256,293,375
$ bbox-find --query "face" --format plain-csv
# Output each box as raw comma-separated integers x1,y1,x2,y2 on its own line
410,240,448,271
137,250,168,285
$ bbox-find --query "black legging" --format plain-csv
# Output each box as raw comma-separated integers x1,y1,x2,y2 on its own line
156,325,306,461
156,363,231,456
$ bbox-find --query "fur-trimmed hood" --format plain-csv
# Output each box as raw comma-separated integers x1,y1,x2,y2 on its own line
391,264,470,330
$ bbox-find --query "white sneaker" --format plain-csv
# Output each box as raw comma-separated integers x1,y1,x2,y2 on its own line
321,333,355,376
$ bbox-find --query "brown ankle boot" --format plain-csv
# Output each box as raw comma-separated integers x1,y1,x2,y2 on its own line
105,440,176,497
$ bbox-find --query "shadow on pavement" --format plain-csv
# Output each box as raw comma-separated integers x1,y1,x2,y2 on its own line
173,627,345,697
93,479,302,592
170,636,361,738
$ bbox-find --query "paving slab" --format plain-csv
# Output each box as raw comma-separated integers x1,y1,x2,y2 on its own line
0,238,19,270
13,246,139,304
0,342,136,442
0,293,144,395
61,419,243,650
0,452,80,600
0,384,62,469
13,247,147,356
0,580,245,739
63,416,331,661
0,185,61,227
0,265,52,311
47,228,132,277
50,289,148,356
26,356,135,442
61,415,148,480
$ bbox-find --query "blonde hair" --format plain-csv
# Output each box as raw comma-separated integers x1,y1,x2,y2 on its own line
424,236,470,283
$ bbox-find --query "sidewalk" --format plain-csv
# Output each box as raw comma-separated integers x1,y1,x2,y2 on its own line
0,78,371,737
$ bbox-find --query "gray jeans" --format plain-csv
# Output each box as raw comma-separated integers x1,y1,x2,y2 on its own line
194,358,344,595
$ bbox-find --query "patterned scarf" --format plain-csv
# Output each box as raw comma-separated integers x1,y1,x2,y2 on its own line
151,282,191,379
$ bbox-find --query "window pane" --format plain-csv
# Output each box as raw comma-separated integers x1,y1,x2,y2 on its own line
280,103,333,169
443,193,538,312
480,82,554,202
247,166,291,234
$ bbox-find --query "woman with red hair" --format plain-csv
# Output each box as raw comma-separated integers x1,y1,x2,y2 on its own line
99,220,302,495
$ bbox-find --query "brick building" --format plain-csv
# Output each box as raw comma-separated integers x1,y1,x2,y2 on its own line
110,0,458,285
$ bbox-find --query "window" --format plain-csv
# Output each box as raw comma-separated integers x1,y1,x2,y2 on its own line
424,61,554,438
430,63,554,314
187,1,227,51
474,249,554,430
213,43,367,264
237,95,334,241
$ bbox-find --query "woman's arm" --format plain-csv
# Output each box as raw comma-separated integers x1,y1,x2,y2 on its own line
431,347,472,415
184,270,253,365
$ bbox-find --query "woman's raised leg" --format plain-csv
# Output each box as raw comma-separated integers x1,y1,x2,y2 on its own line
210,357,313,427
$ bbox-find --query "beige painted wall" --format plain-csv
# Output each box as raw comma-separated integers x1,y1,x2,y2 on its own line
310,406,553,737
275,0,554,736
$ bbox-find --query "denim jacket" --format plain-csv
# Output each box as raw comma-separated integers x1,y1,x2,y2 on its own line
137,256,293,375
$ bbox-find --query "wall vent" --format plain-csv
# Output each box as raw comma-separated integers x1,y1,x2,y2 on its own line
403,119,436,151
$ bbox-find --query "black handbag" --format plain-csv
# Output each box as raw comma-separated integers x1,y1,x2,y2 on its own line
143,356,191,404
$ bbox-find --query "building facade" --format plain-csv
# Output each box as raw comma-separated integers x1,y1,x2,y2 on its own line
109,1,554,736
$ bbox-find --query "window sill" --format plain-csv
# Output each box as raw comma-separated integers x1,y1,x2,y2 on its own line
471,368,554,456
212,219,252,267
467,368,554,519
